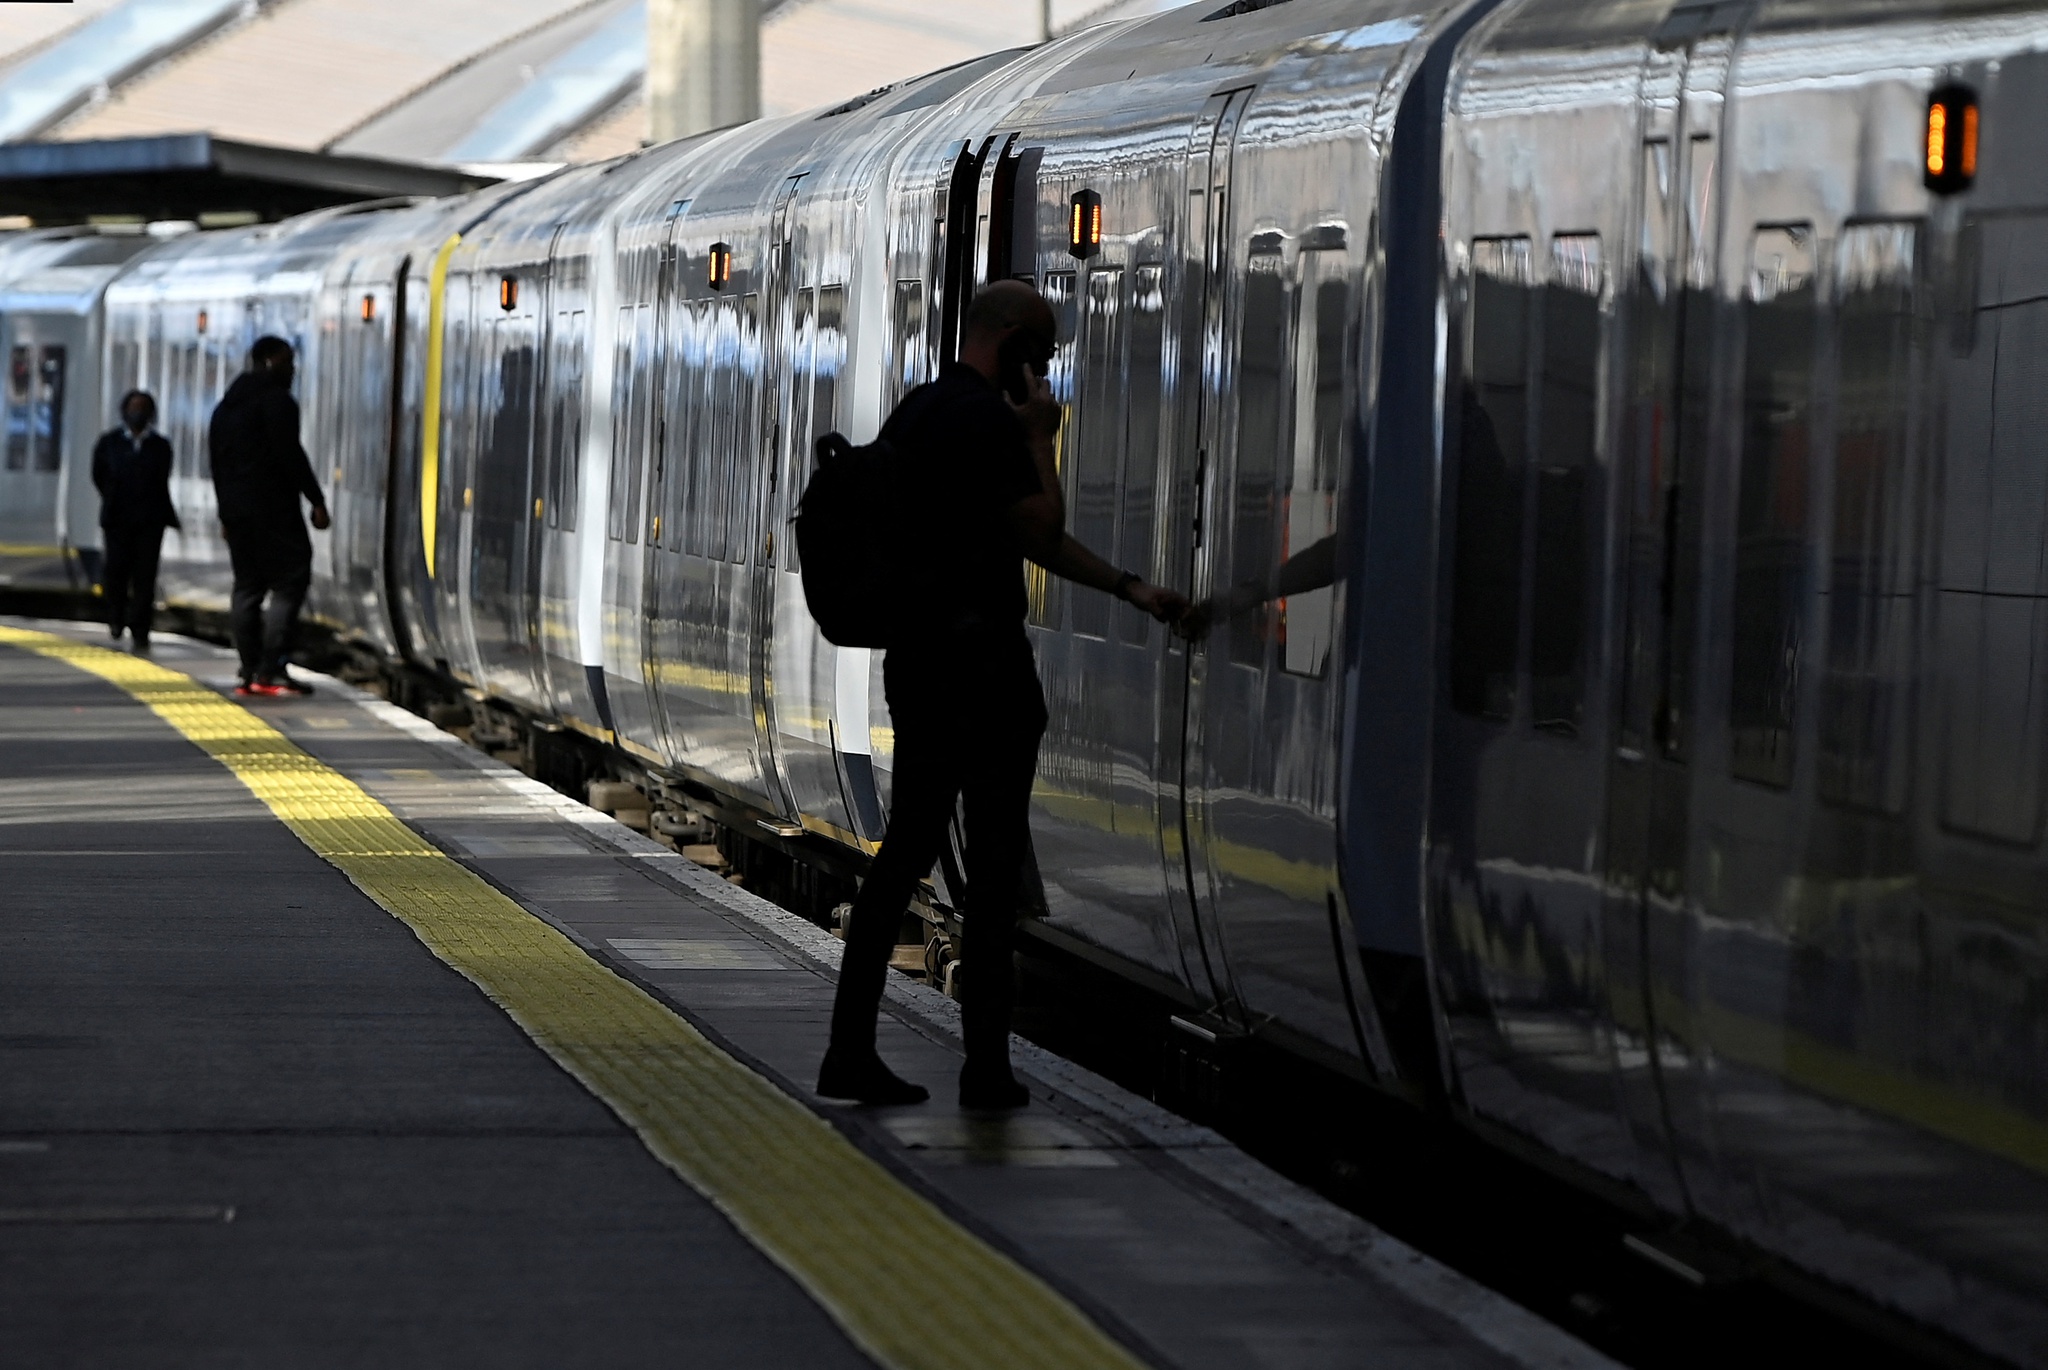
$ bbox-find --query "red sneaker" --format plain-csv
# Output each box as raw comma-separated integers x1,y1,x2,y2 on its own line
234,680,284,698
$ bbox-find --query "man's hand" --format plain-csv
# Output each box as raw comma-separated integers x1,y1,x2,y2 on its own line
1005,369,1062,442
1126,580,1189,625
310,504,331,531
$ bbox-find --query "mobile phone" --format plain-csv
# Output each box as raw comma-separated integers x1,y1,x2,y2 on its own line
997,333,1044,405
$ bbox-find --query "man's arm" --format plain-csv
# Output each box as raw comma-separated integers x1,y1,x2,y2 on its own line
1004,373,1188,625
271,393,330,527
90,434,109,497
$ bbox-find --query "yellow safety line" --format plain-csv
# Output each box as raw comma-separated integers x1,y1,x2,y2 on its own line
0,626,1146,1370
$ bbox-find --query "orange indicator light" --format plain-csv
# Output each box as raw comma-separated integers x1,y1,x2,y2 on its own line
361,293,376,323
709,242,733,290
1926,84,1979,194
499,275,518,311
1068,189,1102,260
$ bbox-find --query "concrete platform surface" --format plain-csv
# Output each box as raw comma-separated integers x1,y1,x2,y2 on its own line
0,620,1618,1370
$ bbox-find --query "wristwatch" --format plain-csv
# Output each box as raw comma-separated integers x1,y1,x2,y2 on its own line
1112,571,1140,602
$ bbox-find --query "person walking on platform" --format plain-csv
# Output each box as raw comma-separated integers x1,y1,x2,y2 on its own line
92,389,179,655
817,281,1188,1111
209,335,329,697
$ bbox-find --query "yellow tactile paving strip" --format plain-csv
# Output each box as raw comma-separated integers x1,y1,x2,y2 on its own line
0,626,1147,1370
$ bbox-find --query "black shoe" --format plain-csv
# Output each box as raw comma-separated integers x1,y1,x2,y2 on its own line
130,634,150,656
270,670,314,696
959,1065,1030,1112
108,623,123,641
816,1049,929,1106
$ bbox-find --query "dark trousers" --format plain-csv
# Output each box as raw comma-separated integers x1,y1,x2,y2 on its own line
101,523,166,640
224,519,312,683
828,633,1048,1069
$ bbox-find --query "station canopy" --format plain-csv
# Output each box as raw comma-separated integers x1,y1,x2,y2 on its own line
0,133,496,226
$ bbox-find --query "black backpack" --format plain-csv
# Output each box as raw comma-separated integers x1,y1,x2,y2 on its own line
793,430,909,648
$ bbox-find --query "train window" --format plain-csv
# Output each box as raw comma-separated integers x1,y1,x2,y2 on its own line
1229,241,1288,668
1728,225,1818,789
1529,235,1602,733
1118,264,1165,645
1820,223,1919,813
1282,251,1347,679
1937,213,2048,843
549,311,586,531
892,280,927,403
1449,237,1534,721
6,345,30,470
1028,271,1078,631
1071,267,1125,639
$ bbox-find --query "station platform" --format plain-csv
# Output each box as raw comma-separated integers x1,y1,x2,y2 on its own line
0,617,1617,1370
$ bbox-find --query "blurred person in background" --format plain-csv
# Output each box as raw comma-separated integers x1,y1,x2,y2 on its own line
209,336,328,697
92,389,179,655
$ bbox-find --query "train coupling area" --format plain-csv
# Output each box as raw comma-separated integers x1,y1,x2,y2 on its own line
0,618,1617,1370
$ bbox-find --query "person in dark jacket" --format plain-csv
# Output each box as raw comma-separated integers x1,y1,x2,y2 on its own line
816,282,1187,1110
209,336,329,696
92,390,179,654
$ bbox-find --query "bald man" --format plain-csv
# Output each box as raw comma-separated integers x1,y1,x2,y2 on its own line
818,280,1187,1110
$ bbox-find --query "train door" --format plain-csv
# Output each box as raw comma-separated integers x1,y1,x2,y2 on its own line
532,229,589,718
1598,22,1736,1214
468,255,541,705
1159,88,1254,1020
749,175,805,819
523,227,567,712
1188,206,1368,1060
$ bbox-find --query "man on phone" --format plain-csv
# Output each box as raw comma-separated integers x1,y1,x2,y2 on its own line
209,336,329,697
817,280,1188,1110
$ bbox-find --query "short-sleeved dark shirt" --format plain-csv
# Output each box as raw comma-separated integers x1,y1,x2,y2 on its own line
882,362,1041,641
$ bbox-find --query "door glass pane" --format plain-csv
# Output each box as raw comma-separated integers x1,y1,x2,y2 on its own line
4,346,26,471
1118,264,1165,644
1072,266,1124,639
1230,243,1288,669
1028,271,1077,630
799,283,848,573
729,291,760,564
704,297,738,562
1729,225,1818,788
1282,251,1346,678
1821,222,1918,812
785,286,816,569
550,311,585,531
1450,237,1533,720
33,345,64,473
892,280,926,403
607,304,635,543
1530,234,1602,733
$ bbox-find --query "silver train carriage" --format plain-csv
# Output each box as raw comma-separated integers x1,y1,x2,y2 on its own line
0,0,2044,1360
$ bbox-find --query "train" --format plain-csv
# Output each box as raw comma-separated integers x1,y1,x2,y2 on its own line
3,0,2046,1360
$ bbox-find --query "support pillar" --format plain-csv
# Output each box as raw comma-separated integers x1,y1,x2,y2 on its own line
648,0,760,143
